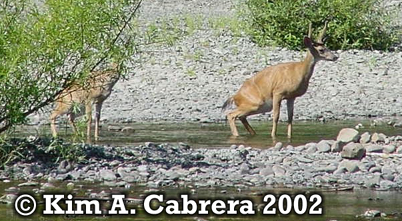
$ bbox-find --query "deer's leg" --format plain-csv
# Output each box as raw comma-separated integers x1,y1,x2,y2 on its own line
94,101,103,142
239,116,256,135
286,98,295,139
227,107,257,137
85,102,93,143
50,102,70,138
271,95,282,138
68,113,78,134
227,110,240,137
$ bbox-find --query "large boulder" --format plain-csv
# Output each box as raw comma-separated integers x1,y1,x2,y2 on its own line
337,128,360,143
341,143,366,160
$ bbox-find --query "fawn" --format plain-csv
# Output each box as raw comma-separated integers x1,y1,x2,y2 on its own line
222,22,338,138
50,63,120,142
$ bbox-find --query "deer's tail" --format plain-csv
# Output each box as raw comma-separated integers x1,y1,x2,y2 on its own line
221,97,234,112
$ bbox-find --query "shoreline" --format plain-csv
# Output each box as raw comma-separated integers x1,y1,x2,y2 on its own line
1,128,402,191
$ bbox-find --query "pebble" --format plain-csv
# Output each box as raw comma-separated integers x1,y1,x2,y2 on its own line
371,133,386,143
100,169,117,181
360,132,371,144
383,145,396,154
317,140,332,153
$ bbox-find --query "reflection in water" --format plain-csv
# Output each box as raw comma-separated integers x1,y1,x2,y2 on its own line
14,120,402,149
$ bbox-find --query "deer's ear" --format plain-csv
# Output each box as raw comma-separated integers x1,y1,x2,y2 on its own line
304,37,313,48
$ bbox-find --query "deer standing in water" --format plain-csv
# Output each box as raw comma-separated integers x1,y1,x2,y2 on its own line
50,63,120,142
222,22,338,139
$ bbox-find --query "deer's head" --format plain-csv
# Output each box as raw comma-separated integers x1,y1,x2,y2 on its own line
304,22,338,62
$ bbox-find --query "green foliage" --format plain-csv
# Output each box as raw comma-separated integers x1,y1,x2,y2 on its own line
245,0,400,50
0,137,85,168
0,0,141,133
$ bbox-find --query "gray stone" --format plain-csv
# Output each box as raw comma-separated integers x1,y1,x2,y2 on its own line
336,128,360,143
360,132,371,144
100,169,116,181
339,160,360,173
285,145,294,151
295,156,313,163
57,160,72,174
365,175,381,187
239,163,250,175
137,165,148,172
316,165,337,173
383,145,396,154
259,167,274,176
305,143,317,153
317,140,331,153
397,146,402,154
381,166,395,175
382,173,395,181
380,180,397,189
123,176,137,183
371,133,386,143
22,165,32,177
334,167,347,174
274,157,284,164
272,165,286,177
294,145,305,151
341,143,366,160
331,141,345,152
365,144,383,153
273,142,283,151
68,170,82,180
361,161,376,171
393,121,402,128
369,166,381,173
41,183,56,190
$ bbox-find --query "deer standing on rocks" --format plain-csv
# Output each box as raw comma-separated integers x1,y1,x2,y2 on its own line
50,63,120,142
222,22,338,139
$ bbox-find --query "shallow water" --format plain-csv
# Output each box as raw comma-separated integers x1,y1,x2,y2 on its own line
15,120,402,148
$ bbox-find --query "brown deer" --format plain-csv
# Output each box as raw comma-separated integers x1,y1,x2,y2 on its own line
222,22,338,138
50,63,120,142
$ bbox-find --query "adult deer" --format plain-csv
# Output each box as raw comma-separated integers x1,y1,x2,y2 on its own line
50,63,120,142
222,22,338,138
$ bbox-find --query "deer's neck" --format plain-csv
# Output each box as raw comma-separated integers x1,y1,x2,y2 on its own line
301,51,316,81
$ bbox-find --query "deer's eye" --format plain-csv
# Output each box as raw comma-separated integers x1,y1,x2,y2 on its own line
319,49,325,53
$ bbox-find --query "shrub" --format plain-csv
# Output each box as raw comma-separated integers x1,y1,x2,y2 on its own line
0,0,141,133
245,0,400,50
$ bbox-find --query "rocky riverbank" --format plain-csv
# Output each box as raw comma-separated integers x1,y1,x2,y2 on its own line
2,128,402,191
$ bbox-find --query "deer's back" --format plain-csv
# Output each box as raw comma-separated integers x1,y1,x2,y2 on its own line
56,70,119,106
234,61,308,106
